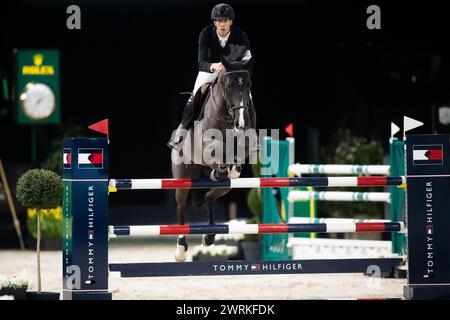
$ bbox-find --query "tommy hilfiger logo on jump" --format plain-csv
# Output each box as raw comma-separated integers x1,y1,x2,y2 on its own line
77,148,104,169
413,145,443,165
63,148,71,169
212,262,303,273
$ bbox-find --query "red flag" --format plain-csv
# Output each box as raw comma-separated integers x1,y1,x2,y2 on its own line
285,123,294,137
88,119,109,137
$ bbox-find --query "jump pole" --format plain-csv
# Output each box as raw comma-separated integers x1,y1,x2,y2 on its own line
62,134,450,300
109,222,404,237
109,176,405,190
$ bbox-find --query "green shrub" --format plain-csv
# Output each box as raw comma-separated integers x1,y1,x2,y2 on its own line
16,169,62,209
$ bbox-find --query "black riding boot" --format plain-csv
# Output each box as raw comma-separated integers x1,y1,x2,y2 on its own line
167,96,194,150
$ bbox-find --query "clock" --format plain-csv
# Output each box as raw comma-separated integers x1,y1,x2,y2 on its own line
19,82,56,120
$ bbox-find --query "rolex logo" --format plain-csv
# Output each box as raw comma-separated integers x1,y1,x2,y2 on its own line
22,52,54,75
33,54,44,66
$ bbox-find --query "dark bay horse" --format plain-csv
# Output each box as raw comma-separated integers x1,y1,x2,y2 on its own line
171,48,257,261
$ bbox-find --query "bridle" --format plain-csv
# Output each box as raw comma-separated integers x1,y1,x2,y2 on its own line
211,69,251,125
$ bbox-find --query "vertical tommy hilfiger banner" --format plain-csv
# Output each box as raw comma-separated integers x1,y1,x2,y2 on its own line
405,134,450,299
62,138,111,300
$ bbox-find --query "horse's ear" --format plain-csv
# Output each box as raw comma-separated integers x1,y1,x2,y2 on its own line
225,44,247,62
230,44,248,61
221,56,232,70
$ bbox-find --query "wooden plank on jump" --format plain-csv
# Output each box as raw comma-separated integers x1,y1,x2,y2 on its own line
109,258,404,277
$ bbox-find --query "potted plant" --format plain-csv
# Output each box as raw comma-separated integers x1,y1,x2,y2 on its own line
16,169,62,300
0,271,30,300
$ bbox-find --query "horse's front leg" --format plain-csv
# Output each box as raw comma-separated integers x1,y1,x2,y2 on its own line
210,164,229,181
175,189,189,262
202,188,231,246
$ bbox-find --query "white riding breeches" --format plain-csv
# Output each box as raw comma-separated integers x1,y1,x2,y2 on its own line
192,71,219,96
192,71,254,102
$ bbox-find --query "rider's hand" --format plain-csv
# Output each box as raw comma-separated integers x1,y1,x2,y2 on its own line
211,62,224,73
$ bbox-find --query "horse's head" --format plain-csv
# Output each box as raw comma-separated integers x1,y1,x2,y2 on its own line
218,45,254,132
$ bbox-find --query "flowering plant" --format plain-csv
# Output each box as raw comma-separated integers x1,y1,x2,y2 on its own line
192,220,245,260
192,244,239,260
193,244,237,257
26,207,62,239
0,271,30,290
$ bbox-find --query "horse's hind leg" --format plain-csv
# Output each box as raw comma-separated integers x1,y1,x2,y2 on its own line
202,188,231,246
175,189,189,262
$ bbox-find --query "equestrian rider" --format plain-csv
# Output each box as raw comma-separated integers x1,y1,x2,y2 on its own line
167,3,252,150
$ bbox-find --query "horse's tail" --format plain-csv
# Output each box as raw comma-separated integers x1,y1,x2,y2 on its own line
190,189,207,210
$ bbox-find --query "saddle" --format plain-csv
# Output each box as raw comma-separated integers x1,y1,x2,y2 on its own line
191,77,218,123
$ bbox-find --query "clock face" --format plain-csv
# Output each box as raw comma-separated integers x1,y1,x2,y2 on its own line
20,82,56,120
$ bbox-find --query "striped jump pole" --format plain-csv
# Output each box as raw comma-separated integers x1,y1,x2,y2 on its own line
288,164,390,176
288,191,391,203
109,176,405,190
109,222,405,237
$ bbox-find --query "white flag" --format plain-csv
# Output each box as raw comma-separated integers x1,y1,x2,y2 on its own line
403,116,424,140
391,122,400,138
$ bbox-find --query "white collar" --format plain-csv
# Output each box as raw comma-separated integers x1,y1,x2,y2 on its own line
216,30,231,41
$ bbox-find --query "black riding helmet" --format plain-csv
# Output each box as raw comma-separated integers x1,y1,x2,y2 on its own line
211,3,235,20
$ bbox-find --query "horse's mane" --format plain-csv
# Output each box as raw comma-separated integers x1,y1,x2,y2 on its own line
222,44,253,73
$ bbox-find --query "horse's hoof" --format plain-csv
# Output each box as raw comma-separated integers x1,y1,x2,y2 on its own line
210,170,218,181
175,245,187,262
227,165,242,179
211,167,228,181
175,237,188,262
202,234,216,246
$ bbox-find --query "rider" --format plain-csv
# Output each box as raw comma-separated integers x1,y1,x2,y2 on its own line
167,3,252,150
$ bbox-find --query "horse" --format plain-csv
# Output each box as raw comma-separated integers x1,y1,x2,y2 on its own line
171,47,257,262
